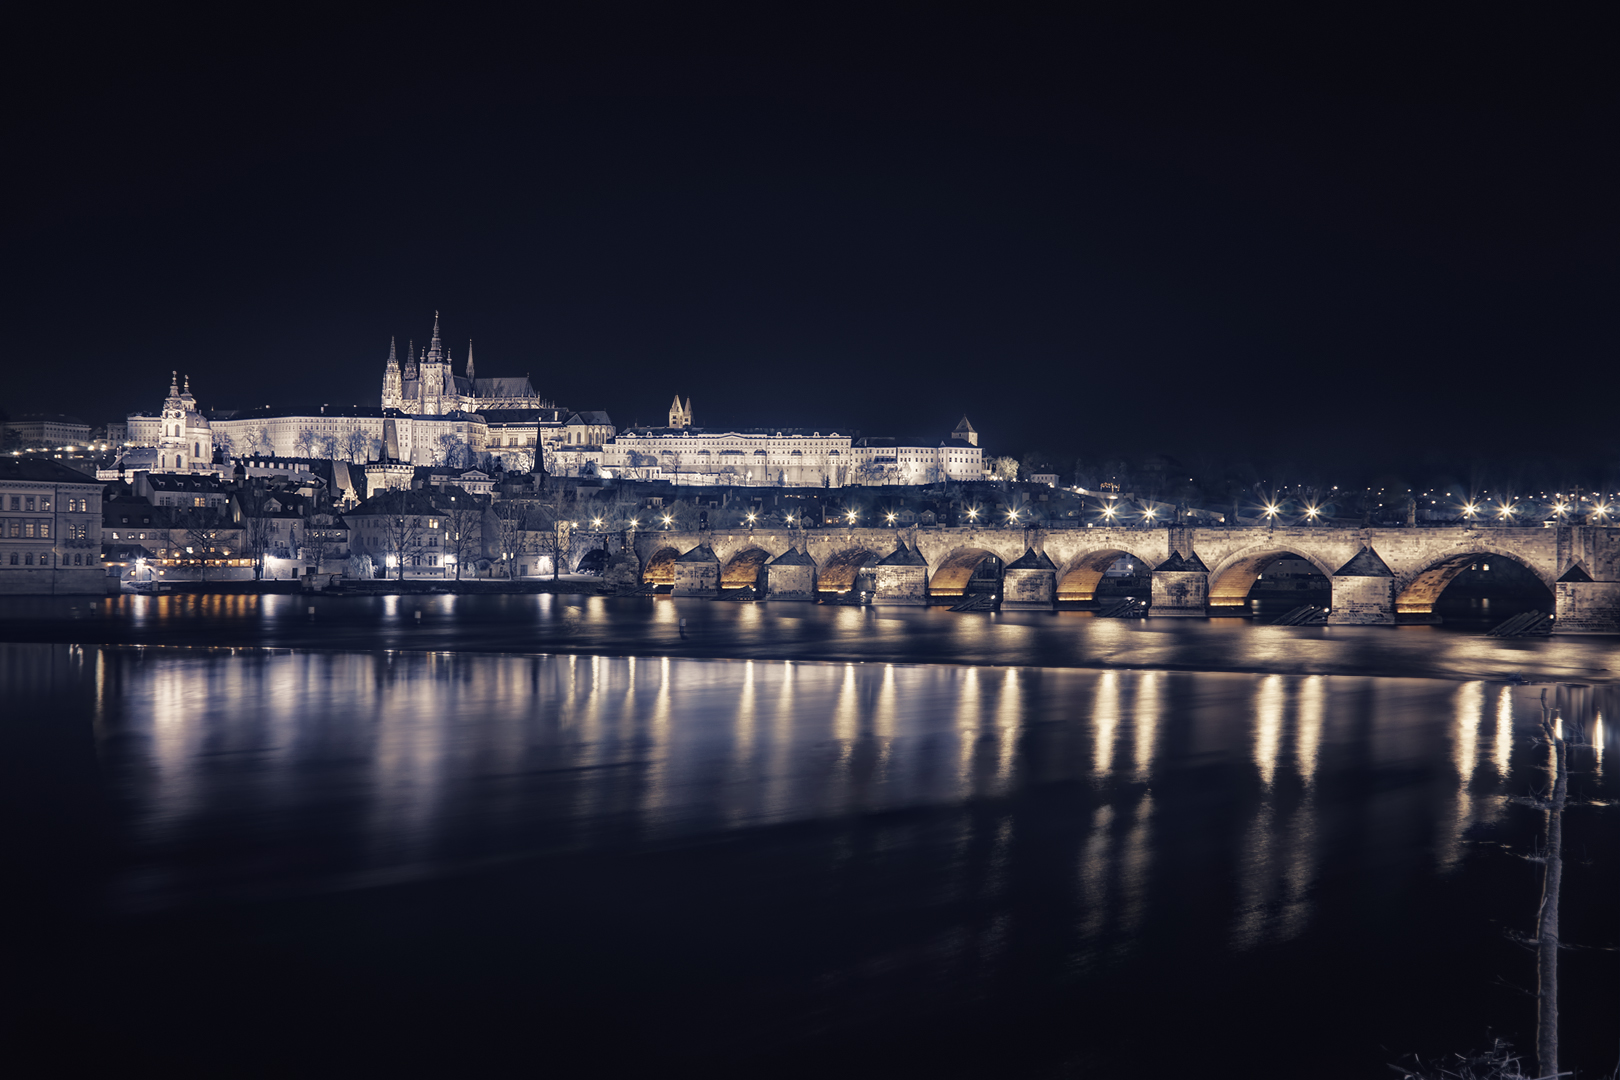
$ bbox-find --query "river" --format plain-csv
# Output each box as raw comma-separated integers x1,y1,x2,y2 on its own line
2,596,1616,1076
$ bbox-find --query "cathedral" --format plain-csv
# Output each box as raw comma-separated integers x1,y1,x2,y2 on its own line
381,312,549,415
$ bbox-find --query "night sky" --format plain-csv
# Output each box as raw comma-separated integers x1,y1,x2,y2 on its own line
8,8,1616,484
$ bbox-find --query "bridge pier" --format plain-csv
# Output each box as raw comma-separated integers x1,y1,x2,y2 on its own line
1149,552,1208,616
1002,548,1057,610
672,544,720,596
765,549,817,600
1553,581,1620,634
874,542,928,605
1327,548,1396,625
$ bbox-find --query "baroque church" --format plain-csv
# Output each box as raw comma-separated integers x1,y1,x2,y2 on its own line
381,312,549,415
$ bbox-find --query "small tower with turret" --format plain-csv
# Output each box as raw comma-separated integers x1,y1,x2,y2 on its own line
668,394,692,429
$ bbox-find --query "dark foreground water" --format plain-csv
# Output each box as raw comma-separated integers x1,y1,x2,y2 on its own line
4,633,1616,1077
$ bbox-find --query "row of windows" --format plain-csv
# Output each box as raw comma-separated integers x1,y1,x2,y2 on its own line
5,520,51,538
6,496,52,511
5,552,91,566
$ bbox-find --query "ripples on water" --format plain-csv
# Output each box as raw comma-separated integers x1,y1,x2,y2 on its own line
4,644,1616,1077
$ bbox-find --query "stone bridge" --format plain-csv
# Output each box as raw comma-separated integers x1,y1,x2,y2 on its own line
598,523,1620,632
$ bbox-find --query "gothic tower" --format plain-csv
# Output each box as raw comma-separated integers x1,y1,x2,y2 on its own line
668,394,692,428
466,341,475,383
419,312,449,415
381,337,403,411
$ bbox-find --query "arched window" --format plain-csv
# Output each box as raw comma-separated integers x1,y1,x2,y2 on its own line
194,442,200,458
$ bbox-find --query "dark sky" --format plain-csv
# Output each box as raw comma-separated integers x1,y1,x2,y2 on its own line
7,7,1616,484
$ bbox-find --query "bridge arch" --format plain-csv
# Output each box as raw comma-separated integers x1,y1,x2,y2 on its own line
928,546,1006,598
1208,546,1337,608
818,547,882,594
721,546,772,590
1395,549,1556,616
1055,547,1157,603
642,546,680,587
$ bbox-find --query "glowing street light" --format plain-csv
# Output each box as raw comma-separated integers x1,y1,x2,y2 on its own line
592,517,604,529
1304,505,1320,521
1498,504,1515,520
745,511,757,525
1463,503,1478,519
845,509,858,525
1101,504,1116,521
966,507,980,522
1143,507,1157,523
784,514,794,525
885,511,897,524
1006,508,1020,524
661,514,673,528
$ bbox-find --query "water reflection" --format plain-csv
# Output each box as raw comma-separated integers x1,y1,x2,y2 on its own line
19,646,1614,968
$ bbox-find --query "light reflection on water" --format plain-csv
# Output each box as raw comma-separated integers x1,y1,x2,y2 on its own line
6,642,1620,1076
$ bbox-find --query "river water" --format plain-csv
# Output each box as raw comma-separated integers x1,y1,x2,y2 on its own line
3,597,1616,1076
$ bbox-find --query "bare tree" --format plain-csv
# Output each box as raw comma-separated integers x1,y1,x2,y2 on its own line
529,488,577,580
436,432,472,468
316,433,341,461
492,500,527,579
344,428,376,463
213,429,235,460
441,490,482,581
184,511,232,583
293,427,317,458
378,490,426,581
236,485,278,581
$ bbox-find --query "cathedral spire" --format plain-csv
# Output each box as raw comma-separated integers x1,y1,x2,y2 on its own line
387,336,398,366
466,341,475,382
427,310,443,363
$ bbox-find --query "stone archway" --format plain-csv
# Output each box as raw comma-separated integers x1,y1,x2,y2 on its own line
1207,547,1337,608
721,547,771,590
642,546,680,587
929,547,1003,598
819,547,881,594
1395,550,1556,616
1055,547,1156,603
